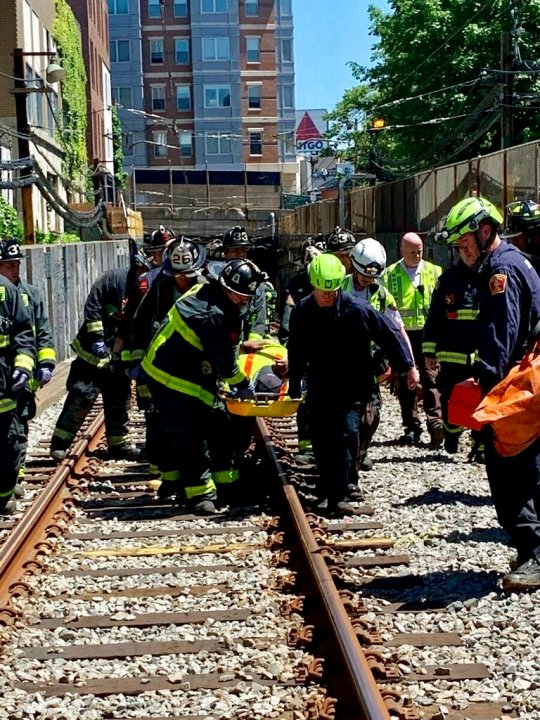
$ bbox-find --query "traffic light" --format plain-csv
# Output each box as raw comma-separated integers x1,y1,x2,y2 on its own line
371,117,386,130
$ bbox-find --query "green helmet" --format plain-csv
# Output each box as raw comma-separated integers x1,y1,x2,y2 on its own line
438,196,503,245
308,253,345,291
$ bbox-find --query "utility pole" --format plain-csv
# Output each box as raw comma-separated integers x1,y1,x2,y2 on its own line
500,31,514,149
13,48,35,244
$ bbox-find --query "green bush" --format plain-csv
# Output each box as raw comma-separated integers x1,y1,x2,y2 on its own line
35,229,80,244
0,198,24,240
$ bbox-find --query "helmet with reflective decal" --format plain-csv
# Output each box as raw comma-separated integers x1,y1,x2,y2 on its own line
162,238,206,277
219,258,266,297
350,238,387,278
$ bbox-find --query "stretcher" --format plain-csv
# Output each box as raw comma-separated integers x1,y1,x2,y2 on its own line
223,392,301,417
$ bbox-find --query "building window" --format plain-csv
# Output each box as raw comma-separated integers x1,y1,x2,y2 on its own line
174,0,188,16
180,131,193,157
281,38,292,62
175,38,190,64
248,84,261,109
282,85,294,109
249,130,263,155
206,132,232,155
108,0,128,14
110,39,130,63
151,85,166,111
201,0,227,12
245,0,258,16
176,85,191,110
153,131,168,158
113,87,132,107
202,37,230,61
204,85,231,108
148,0,162,17
246,37,260,63
150,38,164,64
280,0,292,15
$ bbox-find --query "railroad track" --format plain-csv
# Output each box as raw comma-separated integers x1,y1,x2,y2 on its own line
0,402,524,719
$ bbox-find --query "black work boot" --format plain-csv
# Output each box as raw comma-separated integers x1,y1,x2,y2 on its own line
157,480,181,499
502,558,540,592
444,434,460,454
108,444,139,461
0,497,16,516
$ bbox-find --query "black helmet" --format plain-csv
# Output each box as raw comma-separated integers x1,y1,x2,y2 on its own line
0,237,25,261
145,225,176,250
326,226,356,253
506,200,540,234
219,258,266,297
162,238,206,277
222,225,251,248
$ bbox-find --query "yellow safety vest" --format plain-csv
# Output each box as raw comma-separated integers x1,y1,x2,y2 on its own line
383,260,442,330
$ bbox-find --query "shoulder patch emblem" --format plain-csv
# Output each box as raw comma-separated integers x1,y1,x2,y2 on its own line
489,273,507,295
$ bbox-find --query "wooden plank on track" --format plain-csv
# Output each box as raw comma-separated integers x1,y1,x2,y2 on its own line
388,632,463,647
35,609,252,629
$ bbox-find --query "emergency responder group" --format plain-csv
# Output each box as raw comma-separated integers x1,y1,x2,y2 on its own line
3,202,540,592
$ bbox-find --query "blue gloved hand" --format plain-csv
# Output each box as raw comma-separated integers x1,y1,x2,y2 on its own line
234,378,256,400
91,341,108,358
11,369,29,392
130,364,144,382
37,367,53,387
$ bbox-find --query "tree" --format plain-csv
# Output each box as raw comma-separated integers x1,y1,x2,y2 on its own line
328,0,540,174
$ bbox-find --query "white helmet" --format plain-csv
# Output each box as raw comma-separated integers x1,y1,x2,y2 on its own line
350,238,387,278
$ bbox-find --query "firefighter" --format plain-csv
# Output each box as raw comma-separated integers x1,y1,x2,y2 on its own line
50,254,147,461
0,271,35,514
505,200,540,275
343,238,415,476
140,258,267,515
438,196,540,591
131,237,206,495
422,255,481,457
325,226,356,274
0,239,55,488
383,232,443,446
288,254,417,516
220,225,267,347
143,225,175,268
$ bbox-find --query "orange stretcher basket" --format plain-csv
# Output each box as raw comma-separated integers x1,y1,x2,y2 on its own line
448,378,483,431
224,392,301,417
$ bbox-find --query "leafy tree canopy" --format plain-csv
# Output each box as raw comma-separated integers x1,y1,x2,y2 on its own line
326,0,540,176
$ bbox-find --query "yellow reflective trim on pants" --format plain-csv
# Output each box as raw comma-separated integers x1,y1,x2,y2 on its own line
86,321,103,333
0,487,15,498
0,334,9,348
436,351,470,365
0,398,16,413
185,477,216,500
212,469,239,485
18,467,25,479
298,439,312,452
53,427,74,441
107,435,127,447
121,350,131,361
422,342,437,354
137,383,152,399
132,349,145,361
37,348,56,363
161,469,180,482
443,421,464,433
455,309,479,320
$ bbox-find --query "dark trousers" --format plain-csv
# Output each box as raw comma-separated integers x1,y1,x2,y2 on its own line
15,389,37,478
308,395,366,506
0,410,25,499
357,383,381,469
486,437,540,563
397,329,441,435
51,357,131,451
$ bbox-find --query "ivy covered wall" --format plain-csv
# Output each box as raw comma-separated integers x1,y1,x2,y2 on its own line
52,0,88,196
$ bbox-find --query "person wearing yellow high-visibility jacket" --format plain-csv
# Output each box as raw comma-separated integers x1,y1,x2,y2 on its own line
141,259,267,515
383,232,443,447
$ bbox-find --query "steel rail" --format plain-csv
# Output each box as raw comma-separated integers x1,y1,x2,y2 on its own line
255,417,391,720
0,412,106,605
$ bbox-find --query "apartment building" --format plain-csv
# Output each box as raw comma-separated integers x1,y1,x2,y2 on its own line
110,0,297,212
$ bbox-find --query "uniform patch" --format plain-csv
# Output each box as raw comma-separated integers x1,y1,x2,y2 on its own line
489,273,507,295
444,293,455,305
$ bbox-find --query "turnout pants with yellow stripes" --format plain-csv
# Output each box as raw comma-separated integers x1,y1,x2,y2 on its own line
14,388,37,481
0,409,25,504
50,357,131,453
147,379,238,503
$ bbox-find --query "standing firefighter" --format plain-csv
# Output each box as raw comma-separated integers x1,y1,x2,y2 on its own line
0,272,35,514
505,200,540,275
438,196,540,591
141,258,266,515
383,232,443,446
50,256,147,461
288,254,417,516
0,239,55,486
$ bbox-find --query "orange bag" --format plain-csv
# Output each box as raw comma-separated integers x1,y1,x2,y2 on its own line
472,327,540,457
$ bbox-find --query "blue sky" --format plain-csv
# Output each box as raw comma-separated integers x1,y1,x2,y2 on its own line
294,0,389,112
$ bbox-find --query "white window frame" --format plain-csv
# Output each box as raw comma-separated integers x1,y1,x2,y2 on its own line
245,0,258,16
174,0,188,16
153,131,168,158
204,85,231,108
247,83,262,110
110,39,130,63
151,85,166,111
150,38,164,64
176,85,191,111
248,129,263,156
201,0,227,12
174,38,190,64
148,0,162,17
206,131,232,155
202,37,230,61
180,131,193,157
246,37,260,63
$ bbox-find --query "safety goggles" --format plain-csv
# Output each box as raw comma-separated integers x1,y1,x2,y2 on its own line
357,261,383,277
